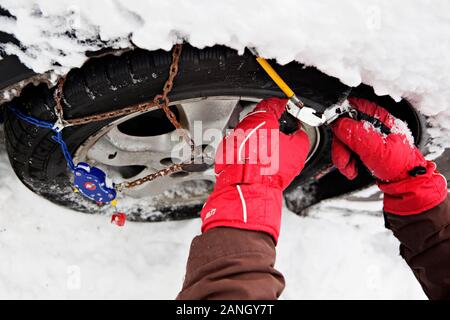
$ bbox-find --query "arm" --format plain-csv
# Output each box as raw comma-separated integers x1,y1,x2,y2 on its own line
331,97,448,299
177,98,310,300
177,228,284,300
385,196,450,299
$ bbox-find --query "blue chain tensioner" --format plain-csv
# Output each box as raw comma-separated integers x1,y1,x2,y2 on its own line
9,106,117,204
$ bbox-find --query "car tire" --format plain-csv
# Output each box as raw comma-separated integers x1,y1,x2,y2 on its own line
2,44,422,221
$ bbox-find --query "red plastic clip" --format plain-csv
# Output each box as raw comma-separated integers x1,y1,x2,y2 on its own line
111,212,127,227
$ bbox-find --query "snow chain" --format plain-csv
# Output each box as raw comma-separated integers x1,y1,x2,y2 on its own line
53,43,197,191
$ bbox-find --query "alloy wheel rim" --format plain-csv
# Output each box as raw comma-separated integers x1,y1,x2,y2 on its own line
73,96,320,203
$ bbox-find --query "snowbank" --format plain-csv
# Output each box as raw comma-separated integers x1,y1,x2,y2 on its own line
0,0,450,152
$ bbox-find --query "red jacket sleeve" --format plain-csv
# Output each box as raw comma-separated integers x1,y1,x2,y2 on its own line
177,227,285,300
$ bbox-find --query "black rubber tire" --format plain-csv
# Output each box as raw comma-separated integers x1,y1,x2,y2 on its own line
3,44,350,221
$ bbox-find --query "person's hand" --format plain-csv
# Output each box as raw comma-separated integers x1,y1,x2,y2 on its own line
332,97,447,215
200,98,310,243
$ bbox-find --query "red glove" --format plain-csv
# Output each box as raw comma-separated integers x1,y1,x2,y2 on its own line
332,97,447,215
200,98,310,243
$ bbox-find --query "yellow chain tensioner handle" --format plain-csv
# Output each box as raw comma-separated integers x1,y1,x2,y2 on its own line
255,56,296,99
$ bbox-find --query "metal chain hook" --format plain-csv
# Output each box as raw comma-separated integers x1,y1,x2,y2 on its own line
53,76,72,131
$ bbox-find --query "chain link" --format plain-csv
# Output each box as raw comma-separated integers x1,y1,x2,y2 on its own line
54,44,184,128
117,163,184,190
53,44,199,191
151,44,195,152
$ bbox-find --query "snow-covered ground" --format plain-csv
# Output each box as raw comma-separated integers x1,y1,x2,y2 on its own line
0,130,425,299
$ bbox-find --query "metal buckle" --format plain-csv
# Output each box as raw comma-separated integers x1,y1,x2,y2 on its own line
286,100,326,127
286,99,355,127
323,100,354,125
52,118,69,132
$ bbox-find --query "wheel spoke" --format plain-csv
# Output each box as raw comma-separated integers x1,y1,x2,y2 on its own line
106,126,178,153
177,98,241,149
122,168,176,196
86,134,169,168
122,168,216,198
180,170,216,184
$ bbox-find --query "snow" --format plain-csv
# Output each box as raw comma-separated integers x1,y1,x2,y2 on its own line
1,0,450,153
351,185,381,198
0,0,447,299
390,118,415,147
0,129,426,299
